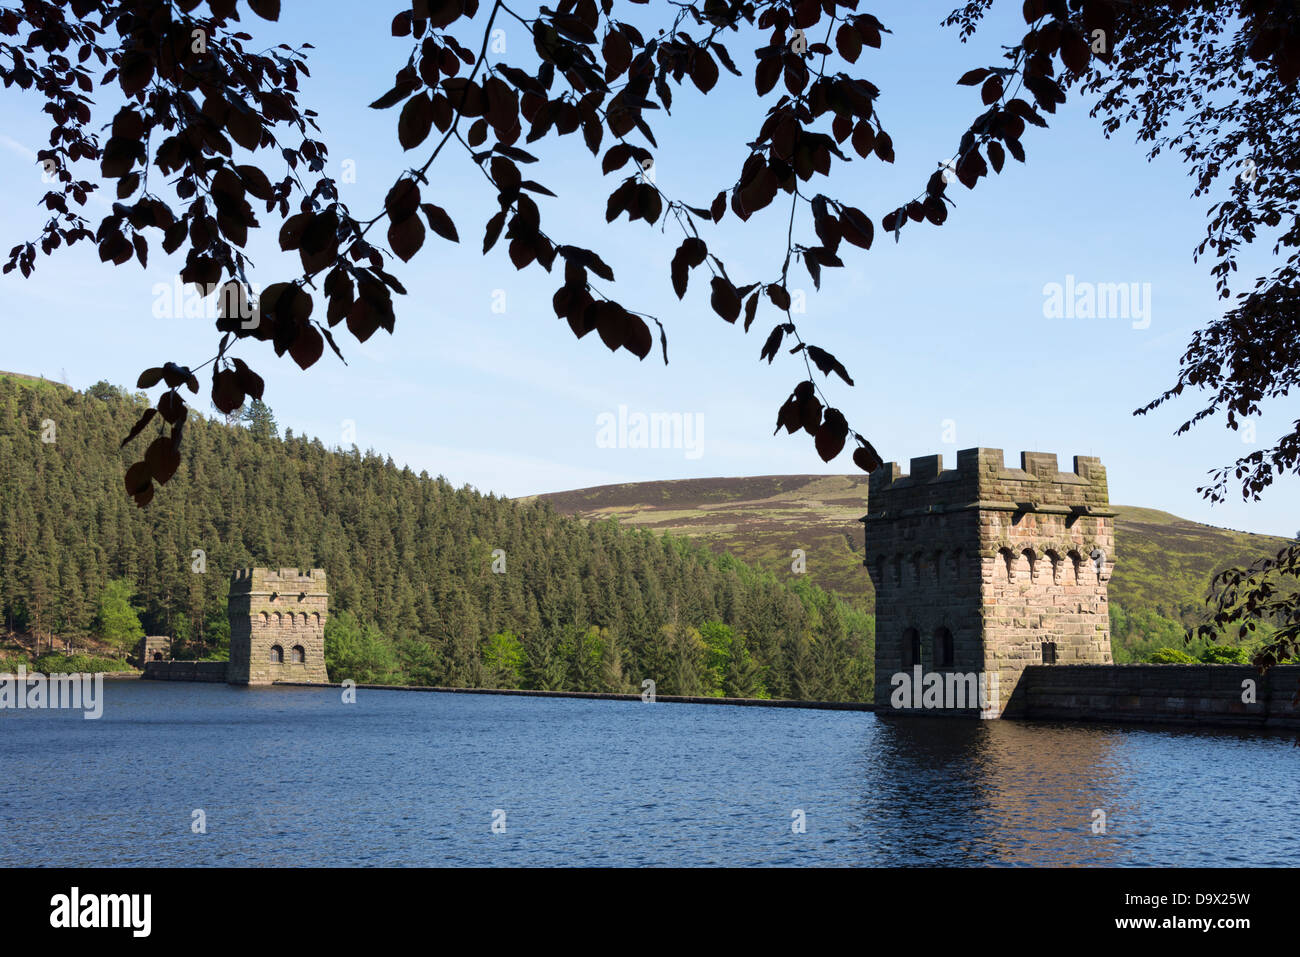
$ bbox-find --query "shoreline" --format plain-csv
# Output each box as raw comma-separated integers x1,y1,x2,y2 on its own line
271,680,876,711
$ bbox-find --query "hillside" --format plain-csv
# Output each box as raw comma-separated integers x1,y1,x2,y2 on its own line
531,474,1294,649
0,371,72,392
531,475,875,601
0,374,871,700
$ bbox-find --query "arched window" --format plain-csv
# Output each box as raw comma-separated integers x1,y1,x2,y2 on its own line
932,550,944,582
902,627,921,669
1042,641,1057,664
269,644,284,663
152,651,163,662
1016,549,1035,582
1086,548,1105,582
934,627,954,669
1045,549,1062,585
291,645,305,663
259,611,269,624
1067,550,1084,583
273,612,282,627
997,547,1015,581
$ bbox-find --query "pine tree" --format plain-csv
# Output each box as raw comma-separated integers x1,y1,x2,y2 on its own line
567,625,603,690
598,627,630,693
239,399,279,441
663,623,707,696
724,632,767,699
524,628,567,691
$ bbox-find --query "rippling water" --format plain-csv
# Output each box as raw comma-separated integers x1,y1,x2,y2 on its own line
1,680,1296,866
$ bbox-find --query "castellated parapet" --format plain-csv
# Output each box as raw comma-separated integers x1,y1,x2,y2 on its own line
862,449,1115,717
226,568,330,685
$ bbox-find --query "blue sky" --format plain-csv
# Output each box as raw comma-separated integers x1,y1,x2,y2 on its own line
1,2,1295,537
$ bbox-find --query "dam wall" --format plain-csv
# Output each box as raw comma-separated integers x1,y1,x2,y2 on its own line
142,661,230,683
1020,664,1300,728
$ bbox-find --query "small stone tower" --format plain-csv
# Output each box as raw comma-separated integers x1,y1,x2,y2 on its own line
134,635,171,665
227,568,330,685
863,449,1115,717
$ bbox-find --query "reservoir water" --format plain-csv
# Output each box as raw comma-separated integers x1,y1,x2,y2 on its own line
2,680,1295,866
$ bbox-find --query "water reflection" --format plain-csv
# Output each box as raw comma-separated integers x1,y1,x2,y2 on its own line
858,716,1300,866
862,717,1140,865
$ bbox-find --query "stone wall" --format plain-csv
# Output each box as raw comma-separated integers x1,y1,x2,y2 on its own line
227,568,330,685
975,450,1115,715
864,448,1115,717
142,660,229,682
1021,664,1300,728
864,464,985,712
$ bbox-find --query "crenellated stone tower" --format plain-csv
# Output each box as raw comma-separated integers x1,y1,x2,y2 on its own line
227,568,330,685
862,449,1115,717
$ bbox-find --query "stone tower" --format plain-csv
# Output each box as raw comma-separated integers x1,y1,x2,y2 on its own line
227,568,330,685
134,635,171,665
862,449,1115,717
